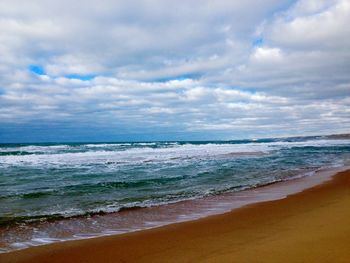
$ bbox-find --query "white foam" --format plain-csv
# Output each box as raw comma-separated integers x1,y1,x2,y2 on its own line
2,139,349,168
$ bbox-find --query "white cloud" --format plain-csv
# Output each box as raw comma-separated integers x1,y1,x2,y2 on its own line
251,47,283,62
0,0,349,140
266,0,350,50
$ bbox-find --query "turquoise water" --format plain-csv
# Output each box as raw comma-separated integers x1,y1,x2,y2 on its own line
1,136,350,227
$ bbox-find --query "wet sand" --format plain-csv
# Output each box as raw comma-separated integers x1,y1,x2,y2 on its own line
1,169,350,263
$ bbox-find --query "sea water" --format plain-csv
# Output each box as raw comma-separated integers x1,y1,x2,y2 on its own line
0,136,350,252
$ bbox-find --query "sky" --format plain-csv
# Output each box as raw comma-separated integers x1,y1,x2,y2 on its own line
0,0,349,142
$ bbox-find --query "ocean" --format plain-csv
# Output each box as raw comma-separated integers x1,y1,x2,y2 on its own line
1,135,350,252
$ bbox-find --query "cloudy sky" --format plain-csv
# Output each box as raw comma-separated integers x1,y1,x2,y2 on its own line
0,0,349,142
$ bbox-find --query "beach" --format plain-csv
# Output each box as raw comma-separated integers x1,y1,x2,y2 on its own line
1,0,349,261
1,169,349,262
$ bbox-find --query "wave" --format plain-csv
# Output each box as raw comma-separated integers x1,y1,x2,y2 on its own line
0,146,269,167
0,175,189,201
0,170,319,227
0,190,57,200
1,139,349,172
0,151,36,156
1,138,348,155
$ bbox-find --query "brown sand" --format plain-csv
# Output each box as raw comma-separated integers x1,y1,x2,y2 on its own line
1,170,350,263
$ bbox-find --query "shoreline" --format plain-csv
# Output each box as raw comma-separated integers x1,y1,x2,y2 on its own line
0,166,347,253
1,168,350,262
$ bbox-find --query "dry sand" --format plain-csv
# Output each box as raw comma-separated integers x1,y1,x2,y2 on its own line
1,170,350,263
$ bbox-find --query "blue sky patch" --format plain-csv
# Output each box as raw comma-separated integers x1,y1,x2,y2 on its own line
65,74,96,81
29,65,45,75
253,38,264,47
152,73,201,83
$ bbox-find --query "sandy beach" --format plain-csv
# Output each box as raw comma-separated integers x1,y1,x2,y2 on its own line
1,169,350,263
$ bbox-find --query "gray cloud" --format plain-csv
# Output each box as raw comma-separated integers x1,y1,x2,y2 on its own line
0,0,349,141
